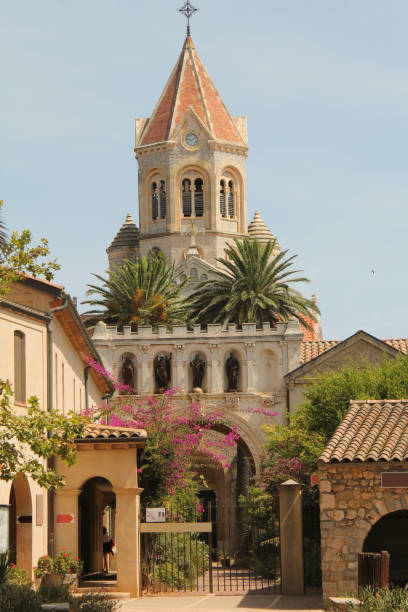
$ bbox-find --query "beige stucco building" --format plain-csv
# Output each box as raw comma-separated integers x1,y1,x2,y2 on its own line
0,277,117,580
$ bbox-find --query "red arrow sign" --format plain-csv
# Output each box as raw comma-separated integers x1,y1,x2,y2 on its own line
56,513,74,524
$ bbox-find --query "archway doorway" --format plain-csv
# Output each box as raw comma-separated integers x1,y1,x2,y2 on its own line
8,475,32,575
363,510,408,585
79,477,116,578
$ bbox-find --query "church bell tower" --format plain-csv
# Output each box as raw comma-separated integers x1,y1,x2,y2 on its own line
134,33,249,269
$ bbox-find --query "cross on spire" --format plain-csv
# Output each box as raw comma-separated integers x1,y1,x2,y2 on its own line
178,1,198,37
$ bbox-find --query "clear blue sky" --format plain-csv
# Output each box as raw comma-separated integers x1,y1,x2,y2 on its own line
1,1,408,340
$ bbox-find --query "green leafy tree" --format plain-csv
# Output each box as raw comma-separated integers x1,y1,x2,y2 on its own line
0,202,60,297
83,255,188,329
188,238,319,329
294,354,408,443
0,381,86,489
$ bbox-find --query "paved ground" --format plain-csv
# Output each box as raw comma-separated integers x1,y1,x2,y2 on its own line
119,593,324,611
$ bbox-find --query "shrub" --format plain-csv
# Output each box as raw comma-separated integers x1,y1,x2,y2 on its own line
7,564,30,586
53,549,83,576
33,554,53,580
39,584,71,603
71,591,120,612
34,549,83,580
0,552,9,584
144,533,209,590
348,586,408,611
0,583,42,612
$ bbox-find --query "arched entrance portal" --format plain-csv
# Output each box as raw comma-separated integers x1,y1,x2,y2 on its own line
363,510,408,585
196,429,256,559
79,477,116,577
8,475,32,575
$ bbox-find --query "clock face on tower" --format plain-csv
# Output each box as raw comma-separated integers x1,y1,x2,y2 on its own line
185,132,198,147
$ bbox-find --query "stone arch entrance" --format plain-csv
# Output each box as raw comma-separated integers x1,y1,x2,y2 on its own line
79,477,116,576
8,475,32,575
363,510,408,584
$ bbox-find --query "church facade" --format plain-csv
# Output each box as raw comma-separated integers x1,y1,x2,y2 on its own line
94,33,324,513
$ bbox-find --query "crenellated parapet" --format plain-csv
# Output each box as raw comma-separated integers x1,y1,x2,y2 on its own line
91,319,303,428
92,319,303,341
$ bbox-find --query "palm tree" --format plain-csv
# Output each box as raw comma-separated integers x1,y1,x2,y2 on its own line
188,238,319,330
0,202,8,253
83,254,188,329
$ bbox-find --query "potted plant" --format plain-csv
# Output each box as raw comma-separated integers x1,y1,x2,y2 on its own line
34,549,83,589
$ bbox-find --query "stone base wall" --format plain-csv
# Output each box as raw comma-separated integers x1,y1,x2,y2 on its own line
318,461,408,606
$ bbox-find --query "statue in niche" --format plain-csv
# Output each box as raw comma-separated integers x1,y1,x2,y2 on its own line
121,355,135,393
154,354,172,393
190,353,206,392
226,353,239,392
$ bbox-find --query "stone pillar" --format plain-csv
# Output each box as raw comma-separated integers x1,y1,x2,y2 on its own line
54,489,81,558
114,487,143,597
210,343,220,393
278,479,304,595
174,344,185,391
140,345,150,393
245,342,256,392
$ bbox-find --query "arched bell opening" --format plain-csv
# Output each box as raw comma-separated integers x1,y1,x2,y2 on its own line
79,477,116,578
363,509,408,585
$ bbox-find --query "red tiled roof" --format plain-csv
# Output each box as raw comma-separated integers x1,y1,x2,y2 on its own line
301,338,408,364
319,400,408,463
299,315,316,341
140,37,243,146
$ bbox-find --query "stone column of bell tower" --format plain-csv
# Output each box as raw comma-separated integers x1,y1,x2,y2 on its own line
134,35,249,268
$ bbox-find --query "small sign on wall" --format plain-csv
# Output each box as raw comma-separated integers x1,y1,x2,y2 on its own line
146,508,166,523
381,472,408,488
56,513,75,524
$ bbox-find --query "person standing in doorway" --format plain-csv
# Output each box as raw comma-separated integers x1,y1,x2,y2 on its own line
103,525,114,573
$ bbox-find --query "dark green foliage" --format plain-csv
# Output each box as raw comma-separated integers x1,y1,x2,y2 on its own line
0,203,7,251
0,553,9,584
237,492,280,580
348,586,408,611
188,238,319,329
71,592,120,612
0,583,42,612
39,584,71,603
83,255,188,329
295,354,408,443
144,533,209,591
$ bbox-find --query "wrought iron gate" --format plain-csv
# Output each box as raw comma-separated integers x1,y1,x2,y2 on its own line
141,499,281,595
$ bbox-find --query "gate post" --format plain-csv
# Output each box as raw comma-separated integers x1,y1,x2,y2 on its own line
278,479,304,595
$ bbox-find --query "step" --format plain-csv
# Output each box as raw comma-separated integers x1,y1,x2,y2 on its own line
78,580,118,589
74,588,130,600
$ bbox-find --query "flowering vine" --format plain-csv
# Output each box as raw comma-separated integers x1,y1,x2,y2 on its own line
87,359,278,508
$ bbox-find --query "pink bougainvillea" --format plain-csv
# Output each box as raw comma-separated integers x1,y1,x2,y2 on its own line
87,359,277,503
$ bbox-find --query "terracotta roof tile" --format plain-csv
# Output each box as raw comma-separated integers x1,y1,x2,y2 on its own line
301,338,408,364
77,424,147,442
140,36,243,146
319,400,408,463
385,338,408,353
301,340,341,363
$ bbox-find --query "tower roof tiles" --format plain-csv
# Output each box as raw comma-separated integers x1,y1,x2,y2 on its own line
248,210,280,254
108,213,139,251
139,36,244,146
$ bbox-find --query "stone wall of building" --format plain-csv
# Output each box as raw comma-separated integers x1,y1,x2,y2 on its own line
92,319,304,466
318,461,408,606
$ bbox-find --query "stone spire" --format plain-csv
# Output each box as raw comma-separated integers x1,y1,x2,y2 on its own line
248,210,280,254
107,213,139,269
138,36,245,146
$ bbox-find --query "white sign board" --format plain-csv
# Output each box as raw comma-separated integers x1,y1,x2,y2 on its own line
146,508,166,523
